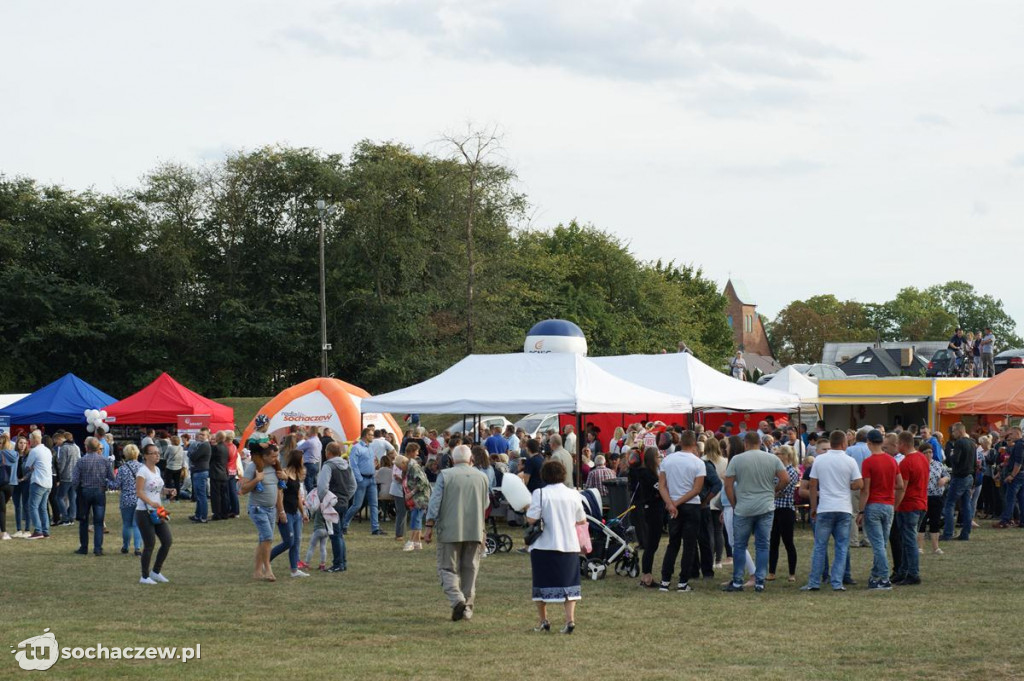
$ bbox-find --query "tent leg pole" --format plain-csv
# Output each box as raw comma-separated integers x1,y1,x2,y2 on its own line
576,413,583,489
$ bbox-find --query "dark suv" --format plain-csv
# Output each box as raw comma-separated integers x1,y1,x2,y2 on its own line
926,349,955,377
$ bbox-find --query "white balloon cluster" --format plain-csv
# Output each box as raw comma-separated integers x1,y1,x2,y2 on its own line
84,409,109,434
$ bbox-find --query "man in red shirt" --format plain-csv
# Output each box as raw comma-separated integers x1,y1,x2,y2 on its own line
857,430,905,590
893,431,929,585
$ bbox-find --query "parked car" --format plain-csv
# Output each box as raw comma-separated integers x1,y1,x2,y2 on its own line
513,412,560,439
994,349,1024,374
756,363,847,385
926,349,955,377
445,415,513,435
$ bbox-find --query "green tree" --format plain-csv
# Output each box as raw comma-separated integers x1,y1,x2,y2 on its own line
769,295,876,365
925,281,1022,347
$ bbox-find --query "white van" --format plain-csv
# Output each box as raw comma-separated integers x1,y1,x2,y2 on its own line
514,412,560,439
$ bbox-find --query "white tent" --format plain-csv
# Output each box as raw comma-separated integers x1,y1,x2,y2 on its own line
360,353,692,415
590,353,800,411
762,366,819,405
0,394,29,410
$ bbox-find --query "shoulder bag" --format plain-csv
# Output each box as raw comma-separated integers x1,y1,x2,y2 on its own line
524,488,545,545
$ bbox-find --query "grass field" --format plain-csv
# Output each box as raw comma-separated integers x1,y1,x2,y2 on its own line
3,504,1023,680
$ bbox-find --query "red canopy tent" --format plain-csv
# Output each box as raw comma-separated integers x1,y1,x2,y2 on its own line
103,372,235,431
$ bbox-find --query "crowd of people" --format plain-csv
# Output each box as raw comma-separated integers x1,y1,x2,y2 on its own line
3,412,1021,631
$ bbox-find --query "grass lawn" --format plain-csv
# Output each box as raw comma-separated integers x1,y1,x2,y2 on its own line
3,504,1023,680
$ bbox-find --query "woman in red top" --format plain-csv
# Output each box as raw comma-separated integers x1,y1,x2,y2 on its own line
225,431,240,518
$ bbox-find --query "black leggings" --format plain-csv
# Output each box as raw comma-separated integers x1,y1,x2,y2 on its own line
769,507,797,576
639,504,664,575
135,510,172,578
0,485,11,533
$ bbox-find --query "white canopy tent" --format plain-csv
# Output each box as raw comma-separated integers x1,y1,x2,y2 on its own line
360,353,692,415
590,353,800,412
762,366,819,405
0,394,30,410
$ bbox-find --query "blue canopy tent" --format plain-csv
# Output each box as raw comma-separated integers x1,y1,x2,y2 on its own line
0,373,116,425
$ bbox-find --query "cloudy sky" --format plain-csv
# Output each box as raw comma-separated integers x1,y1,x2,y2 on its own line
4,1,1023,331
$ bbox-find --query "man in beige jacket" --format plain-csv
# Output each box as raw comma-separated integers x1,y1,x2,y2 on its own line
424,445,490,621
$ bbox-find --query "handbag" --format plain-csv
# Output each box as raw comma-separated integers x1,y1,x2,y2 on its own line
402,480,416,510
524,489,545,545
575,522,592,554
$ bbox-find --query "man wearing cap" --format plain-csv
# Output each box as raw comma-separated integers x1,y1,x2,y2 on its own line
980,327,996,377
857,429,904,590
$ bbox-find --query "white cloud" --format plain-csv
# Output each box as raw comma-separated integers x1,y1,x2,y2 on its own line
283,0,859,84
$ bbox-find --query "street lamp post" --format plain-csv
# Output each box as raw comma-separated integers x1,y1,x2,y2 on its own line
315,199,338,377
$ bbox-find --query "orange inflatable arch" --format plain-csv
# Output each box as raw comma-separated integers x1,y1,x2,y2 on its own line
239,377,403,447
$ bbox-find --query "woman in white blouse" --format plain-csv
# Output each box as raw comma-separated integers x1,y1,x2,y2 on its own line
526,459,587,634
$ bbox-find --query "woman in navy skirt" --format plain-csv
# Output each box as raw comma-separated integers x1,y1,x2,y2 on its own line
526,459,586,634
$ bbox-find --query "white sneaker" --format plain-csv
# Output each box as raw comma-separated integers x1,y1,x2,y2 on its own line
139,577,158,585
291,570,310,578
150,572,170,583
933,548,944,555
713,562,723,569
918,548,924,554
1,532,11,540
414,542,423,550
14,531,27,538
402,541,416,552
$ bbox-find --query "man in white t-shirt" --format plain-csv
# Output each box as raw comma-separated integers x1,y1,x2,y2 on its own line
657,431,705,592
802,430,863,591
369,432,396,464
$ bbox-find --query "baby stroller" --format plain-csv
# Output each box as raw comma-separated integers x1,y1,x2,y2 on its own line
579,488,640,581
484,490,514,556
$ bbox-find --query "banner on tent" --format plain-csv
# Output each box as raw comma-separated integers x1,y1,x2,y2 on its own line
177,414,210,436
0,415,9,435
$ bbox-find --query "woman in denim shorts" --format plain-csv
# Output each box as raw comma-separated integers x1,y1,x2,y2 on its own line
240,443,283,581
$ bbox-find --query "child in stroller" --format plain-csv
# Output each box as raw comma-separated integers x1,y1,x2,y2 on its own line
578,488,640,580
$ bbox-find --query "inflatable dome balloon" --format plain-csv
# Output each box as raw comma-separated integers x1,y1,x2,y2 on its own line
524,319,588,356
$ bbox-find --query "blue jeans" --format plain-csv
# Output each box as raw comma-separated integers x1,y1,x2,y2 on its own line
13,481,31,531
304,462,319,498
863,503,894,581
120,505,143,551
270,511,304,571
328,507,348,569
57,481,77,523
807,512,851,589
731,511,773,586
896,510,923,579
28,482,51,534
809,515,852,582
942,475,974,539
999,476,1024,524
192,471,209,520
342,476,380,532
78,487,106,552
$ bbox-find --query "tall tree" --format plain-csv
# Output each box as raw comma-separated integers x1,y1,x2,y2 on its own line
769,295,876,364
